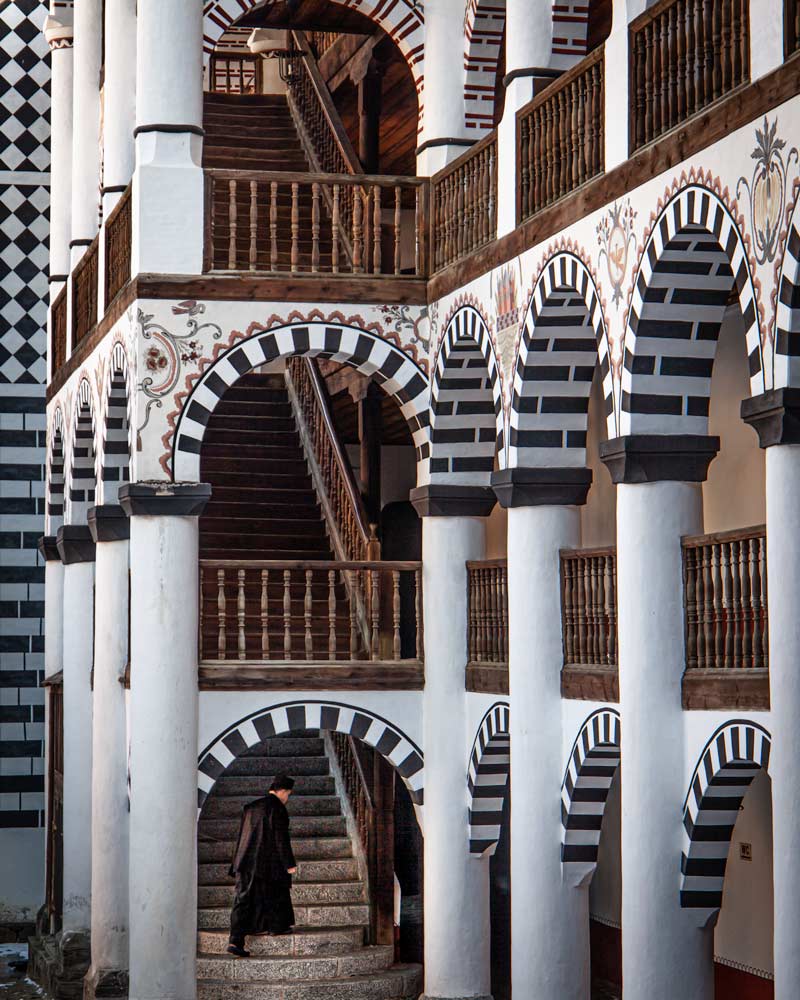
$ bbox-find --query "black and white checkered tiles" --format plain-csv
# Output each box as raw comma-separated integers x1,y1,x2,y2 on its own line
430,305,503,483
510,253,611,471
680,721,771,915
468,702,509,856
197,701,424,811
1,0,49,829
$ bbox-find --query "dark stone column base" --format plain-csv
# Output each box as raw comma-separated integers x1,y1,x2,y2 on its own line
28,930,90,1000
84,965,129,1000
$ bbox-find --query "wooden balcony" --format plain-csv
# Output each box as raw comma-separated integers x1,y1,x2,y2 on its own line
104,185,131,309
560,547,618,702
198,559,423,690
466,559,508,694
51,284,67,375
71,235,99,349
681,525,769,709
629,0,750,152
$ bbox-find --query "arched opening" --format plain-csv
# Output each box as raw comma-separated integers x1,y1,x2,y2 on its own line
47,409,65,534
100,345,131,506
68,383,97,526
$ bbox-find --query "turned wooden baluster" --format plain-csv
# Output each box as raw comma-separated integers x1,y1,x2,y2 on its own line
237,568,247,660
740,538,753,667
644,22,654,143
270,182,278,271
261,569,270,660
353,189,363,273
731,540,743,669
562,558,573,662
217,568,227,660
684,0,695,116
685,547,698,669
590,557,600,662
702,1,714,104
694,545,706,669
370,569,381,660
415,568,423,660
712,544,724,667
711,0,722,100
722,542,734,667
290,183,300,273
601,555,612,665
349,571,359,659
752,538,765,668
721,0,732,93
228,180,238,270
283,568,292,660
468,570,477,661
373,185,382,275
394,187,402,275
392,570,402,661
332,185,340,274
675,0,686,123
415,185,423,276
248,181,258,271
520,117,530,218
199,566,205,658
304,569,314,660
311,182,321,274
576,557,588,662
700,544,713,668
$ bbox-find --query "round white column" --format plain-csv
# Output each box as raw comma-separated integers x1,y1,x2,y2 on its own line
102,0,137,219
43,14,74,288
56,526,97,935
133,0,204,275
601,437,718,1000
742,390,800,1000
85,507,131,1000
70,0,103,270
412,486,494,1000
39,537,65,682
120,483,211,1000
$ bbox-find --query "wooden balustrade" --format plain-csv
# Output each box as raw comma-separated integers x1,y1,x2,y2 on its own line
199,560,422,665
560,547,618,668
431,131,497,272
51,284,67,374
682,526,767,673
517,47,605,224
210,54,263,94
205,168,427,276
71,236,99,348
287,358,374,561
630,0,750,152
787,0,800,57
467,560,508,667
104,185,131,308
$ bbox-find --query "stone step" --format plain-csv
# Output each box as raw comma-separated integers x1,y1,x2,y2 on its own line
198,835,353,863
199,858,360,885
224,756,330,777
244,737,325,757
212,775,336,797
197,966,422,1000
196,946,393,983
198,815,348,840
198,902,370,930
201,795,342,819
197,926,365,957
199,881,367,909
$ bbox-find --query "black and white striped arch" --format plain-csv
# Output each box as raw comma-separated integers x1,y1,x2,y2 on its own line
681,720,771,915
67,378,97,526
510,253,611,470
172,322,430,482
775,204,800,388
47,406,65,533
468,702,510,857
197,700,424,812
100,342,131,505
430,305,504,484
561,709,620,870
622,185,763,435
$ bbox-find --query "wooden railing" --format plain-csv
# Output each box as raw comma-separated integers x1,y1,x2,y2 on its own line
71,236,99,348
517,47,604,224
287,358,375,561
787,0,800,57
630,0,750,152
205,168,428,276
104,185,131,308
210,54,263,94
682,526,767,672
467,560,508,667
431,130,497,272
51,284,67,374
199,560,423,665
560,547,618,669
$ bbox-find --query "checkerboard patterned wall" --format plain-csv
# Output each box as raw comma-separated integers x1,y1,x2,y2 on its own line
0,0,50,831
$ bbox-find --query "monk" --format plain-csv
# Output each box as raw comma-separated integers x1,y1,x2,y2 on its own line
227,774,297,957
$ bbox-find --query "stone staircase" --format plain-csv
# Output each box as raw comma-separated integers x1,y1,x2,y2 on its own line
196,732,422,999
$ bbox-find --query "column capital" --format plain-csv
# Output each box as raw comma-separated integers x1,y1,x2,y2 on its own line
38,535,62,562
56,525,96,564
88,504,130,543
741,388,800,448
410,484,496,518
119,482,211,517
599,434,719,485
491,467,592,508
44,13,74,50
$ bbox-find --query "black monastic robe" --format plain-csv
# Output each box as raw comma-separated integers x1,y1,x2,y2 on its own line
228,794,297,940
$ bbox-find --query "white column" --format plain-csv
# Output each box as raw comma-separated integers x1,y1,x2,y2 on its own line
413,487,493,1000
603,436,718,1000
604,0,630,171
40,538,64,682
416,0,473,175
748,0,786,80
86,507,130,1000
120,484,210,1000
102,0,137,219
133,0,204,274
43,13,73,286
56,526,96,934
70,0,103,270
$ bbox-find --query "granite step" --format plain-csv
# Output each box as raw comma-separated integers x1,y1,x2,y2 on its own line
197,946,393,982
198,902,371,930
202,795,342,819
197,835,353,864
211,775,336,797
199,880,367,909
197,966,422,1000
223,756,331,777
197,927,365,958
198,858,360,885
243,737,325,757
198,816,348,839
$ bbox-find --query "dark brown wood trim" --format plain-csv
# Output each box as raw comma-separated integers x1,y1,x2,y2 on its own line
466,663,509,695
197,661,425,691
561,665,620,703
429,53,800,301
682,669,770,711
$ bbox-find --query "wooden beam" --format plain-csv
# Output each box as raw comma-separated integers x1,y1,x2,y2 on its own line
197,660,425,690
681,669,770,711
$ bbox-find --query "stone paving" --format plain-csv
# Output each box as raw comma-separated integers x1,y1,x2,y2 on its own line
0,944,44,1000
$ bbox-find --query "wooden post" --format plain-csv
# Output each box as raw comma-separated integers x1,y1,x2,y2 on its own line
373,753,396,947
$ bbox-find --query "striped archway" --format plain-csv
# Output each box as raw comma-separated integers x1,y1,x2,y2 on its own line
197,700,424,813
681,720,771,917
622,184,763,436
171,321,429,482
774,197,800,389
561,709,621,877
468,702,510,856
510,251,612,469
100,342,132,505
429,304,504,484
47,406,65,534
67,379,97,526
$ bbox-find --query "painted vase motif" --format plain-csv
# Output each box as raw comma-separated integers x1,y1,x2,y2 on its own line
596,200,637,309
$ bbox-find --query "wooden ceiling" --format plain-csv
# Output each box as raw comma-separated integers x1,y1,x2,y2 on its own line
235,0,378,35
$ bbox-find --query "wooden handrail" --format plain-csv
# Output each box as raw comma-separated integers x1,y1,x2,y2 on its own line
682,524,766,547
200,559,420,571
206,166,426,189
516,44,604,128
431,129,496,186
